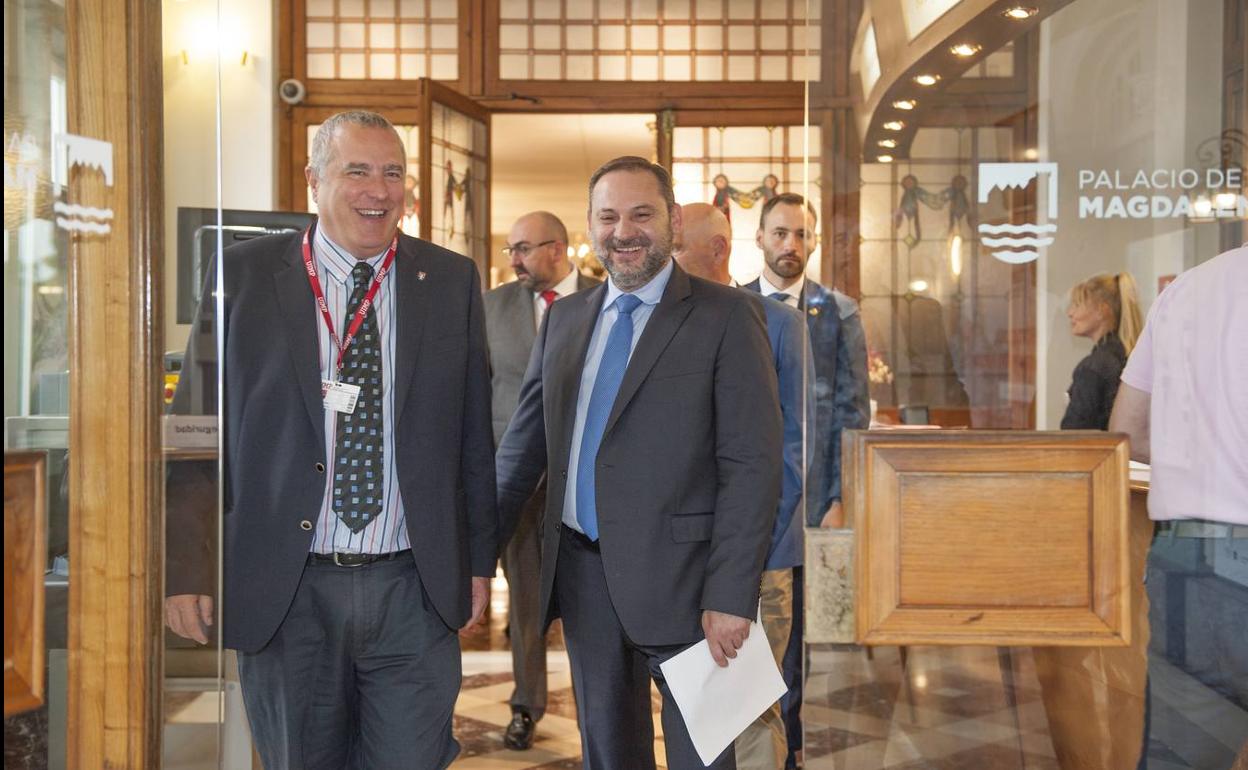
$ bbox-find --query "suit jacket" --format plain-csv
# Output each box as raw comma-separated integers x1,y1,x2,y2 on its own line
496,263,782,646
484,274,599,446
743,278,870,525
484,274,599,545
758,295,816,571
167,226,498,654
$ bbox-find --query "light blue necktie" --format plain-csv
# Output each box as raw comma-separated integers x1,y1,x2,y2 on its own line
575,293,643,541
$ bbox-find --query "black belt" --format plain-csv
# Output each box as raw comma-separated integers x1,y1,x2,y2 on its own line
308,549,411,568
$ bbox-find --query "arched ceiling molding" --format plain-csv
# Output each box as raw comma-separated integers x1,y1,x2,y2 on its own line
850,0,1075,163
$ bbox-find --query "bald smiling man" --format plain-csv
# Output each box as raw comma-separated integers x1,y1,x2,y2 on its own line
675,203,814,770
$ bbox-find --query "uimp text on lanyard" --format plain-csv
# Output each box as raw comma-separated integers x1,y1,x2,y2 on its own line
302,227,397,413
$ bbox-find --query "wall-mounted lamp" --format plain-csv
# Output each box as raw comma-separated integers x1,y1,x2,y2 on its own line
908,279,929,293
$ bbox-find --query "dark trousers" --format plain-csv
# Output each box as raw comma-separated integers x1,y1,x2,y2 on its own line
555,527,737,770
781,566,803,768
237,554,461,770
502,485,548,719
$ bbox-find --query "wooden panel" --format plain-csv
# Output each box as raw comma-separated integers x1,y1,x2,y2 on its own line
898,473,1090,607
851,430,1130,647
4,451,47,717
65,0,165,764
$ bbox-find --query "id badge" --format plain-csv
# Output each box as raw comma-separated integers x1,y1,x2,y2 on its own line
322,379,361,414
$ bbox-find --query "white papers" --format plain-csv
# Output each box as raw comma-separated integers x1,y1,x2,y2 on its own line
659,616,788,766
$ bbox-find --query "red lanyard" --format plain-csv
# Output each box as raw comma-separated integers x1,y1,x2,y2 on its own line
301,228,398,375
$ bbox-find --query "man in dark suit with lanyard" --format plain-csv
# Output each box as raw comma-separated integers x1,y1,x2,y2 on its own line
165,110,497,769
743,192,870,769
484,211,597,750
495,156,782,769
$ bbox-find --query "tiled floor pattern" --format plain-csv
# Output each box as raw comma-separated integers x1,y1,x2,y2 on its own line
157,577,1247,768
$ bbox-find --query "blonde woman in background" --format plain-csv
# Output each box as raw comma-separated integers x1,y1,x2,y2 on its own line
1060,271,1143,429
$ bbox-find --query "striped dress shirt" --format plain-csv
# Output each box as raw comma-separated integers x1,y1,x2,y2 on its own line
309,227,410,554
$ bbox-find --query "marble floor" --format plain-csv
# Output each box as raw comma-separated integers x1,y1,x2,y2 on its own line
150,575,1248,769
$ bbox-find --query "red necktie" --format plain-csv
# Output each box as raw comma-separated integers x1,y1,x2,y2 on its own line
541,290,558,308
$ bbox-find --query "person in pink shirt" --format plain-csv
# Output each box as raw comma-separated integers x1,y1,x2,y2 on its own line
1110,244,1248,768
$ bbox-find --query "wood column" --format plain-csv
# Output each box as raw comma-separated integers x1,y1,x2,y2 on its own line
65,0,165,765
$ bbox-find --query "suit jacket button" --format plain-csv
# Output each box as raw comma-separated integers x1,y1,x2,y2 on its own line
561,470,568,479
315,462,326,473
299,520,313,531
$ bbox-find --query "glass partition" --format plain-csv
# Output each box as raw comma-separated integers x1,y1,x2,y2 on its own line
3,1,71,764
160,0,228,765
803,0,1246,768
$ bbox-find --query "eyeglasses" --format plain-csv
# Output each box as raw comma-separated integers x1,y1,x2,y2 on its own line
501,240,556,258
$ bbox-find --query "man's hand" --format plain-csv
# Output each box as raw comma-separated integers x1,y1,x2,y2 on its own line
819,500,845,528
459,576,491,633
166,594,214,645
702,610,751,667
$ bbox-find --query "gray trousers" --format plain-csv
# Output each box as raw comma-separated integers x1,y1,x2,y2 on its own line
501,483,548,719
237,554,461,770
555,526,737,770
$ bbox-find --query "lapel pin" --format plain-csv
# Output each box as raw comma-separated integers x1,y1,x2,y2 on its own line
417,271,427,281
809,306,820,317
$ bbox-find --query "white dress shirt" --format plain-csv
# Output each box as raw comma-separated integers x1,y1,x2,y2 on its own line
532,266,581,329
760,273,805,308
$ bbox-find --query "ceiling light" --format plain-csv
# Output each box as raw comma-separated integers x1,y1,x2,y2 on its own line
883,120,906,131
913,74,941,86
878,139,897,148
1003,6,1038,20
877,154,894,163
950,43,982,57
908,279,929,293
892,99,916,110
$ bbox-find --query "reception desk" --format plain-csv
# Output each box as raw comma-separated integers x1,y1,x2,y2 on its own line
806,430,1151,769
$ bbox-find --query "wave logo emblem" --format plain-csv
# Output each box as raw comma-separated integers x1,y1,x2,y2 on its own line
52,133,115,235
977,162,1058,264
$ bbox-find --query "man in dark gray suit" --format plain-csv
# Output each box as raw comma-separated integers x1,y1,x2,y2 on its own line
165,111,497,769
484,211,597,750
495,156,782,769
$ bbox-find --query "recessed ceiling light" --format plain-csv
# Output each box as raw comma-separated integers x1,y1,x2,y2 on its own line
913,74,941,86
878,154,894,163
878,139,897,148
883,120,906,131
892,99,917,110
950,43,982,57
1003,6,1038,20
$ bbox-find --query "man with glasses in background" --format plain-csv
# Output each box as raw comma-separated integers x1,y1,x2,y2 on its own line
484,211,597,750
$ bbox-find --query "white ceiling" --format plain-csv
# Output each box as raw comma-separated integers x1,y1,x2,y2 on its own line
490,113,656,241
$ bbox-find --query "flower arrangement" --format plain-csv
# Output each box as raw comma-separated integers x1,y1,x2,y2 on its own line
867,350,893,385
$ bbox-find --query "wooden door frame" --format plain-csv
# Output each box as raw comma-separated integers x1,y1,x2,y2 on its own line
64,0,165,766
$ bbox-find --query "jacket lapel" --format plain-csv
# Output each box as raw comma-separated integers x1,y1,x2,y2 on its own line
273,232,327,447
604,264,694,437
393,237,431,425
551,284,605,455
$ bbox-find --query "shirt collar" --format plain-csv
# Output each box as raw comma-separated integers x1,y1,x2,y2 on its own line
602,258,674,314
314,225,393,286
548,265,580,298
760,273,804,303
